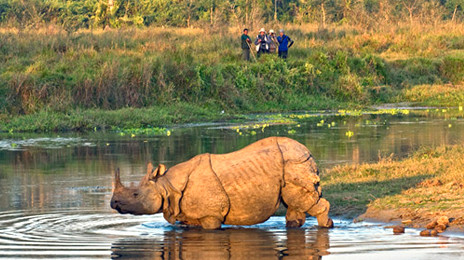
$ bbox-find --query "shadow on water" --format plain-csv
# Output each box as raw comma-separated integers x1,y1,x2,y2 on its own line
111,228,330,260
323,174,433,218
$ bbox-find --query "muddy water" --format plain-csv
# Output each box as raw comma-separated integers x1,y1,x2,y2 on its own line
1,110,464,259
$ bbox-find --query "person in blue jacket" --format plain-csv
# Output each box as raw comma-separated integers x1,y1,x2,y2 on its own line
277,29,294,59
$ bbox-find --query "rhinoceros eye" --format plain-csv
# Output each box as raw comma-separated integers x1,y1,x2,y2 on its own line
133,192,139,198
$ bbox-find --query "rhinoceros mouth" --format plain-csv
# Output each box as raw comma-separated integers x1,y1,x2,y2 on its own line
114,205,128,214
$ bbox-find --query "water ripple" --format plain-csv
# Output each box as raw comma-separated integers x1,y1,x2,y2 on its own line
0,210,463,259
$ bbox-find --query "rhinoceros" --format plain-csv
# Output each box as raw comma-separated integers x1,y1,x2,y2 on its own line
110,137,333,229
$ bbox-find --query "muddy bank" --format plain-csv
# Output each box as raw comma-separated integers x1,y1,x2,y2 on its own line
361,208,464,233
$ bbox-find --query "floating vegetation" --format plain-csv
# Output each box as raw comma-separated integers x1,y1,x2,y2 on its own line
336,108,411,117
113,126,171,136
288,129,297,134
288,113,319,119
229,120,295,136
345,131,354,138
229,115,297,134
231,124,266,135
0,137,92,151
254,116,298,126
224,106,463,136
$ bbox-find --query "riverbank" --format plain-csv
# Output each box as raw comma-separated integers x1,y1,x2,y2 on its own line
0,96,344,132
322,144,464,232
1,23,464,133
2,99,463,133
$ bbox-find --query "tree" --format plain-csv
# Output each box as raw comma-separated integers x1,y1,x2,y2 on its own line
445,0,464,22
400,0,419,24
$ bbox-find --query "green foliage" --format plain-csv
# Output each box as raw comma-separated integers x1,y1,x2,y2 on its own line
1,0,464,30
440,55,464,83
388,58,443,87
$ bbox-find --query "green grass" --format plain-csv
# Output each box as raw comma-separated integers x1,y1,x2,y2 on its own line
403,84,464,106
1,23,464,132
0,103,233,132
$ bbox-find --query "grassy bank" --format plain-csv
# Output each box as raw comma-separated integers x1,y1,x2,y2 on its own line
322,145,464,230
0,103,233,132
0,95,343,132
1,23,464,132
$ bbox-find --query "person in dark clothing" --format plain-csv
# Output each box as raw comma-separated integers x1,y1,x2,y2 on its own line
277,29,294,59
268,29,278,53
241,28,252,61
254,28,270,58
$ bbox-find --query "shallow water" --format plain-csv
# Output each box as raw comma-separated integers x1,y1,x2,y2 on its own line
1,212,463,259
1,110,464,259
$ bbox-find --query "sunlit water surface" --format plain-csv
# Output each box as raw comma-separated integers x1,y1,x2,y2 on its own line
1,110,464,259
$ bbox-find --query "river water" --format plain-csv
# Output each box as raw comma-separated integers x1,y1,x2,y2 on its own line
1,109,464,259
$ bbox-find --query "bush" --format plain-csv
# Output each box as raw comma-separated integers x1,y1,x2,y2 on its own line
440,55,464,84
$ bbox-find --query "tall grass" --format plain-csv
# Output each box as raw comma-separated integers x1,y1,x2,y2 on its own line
1,22,464,131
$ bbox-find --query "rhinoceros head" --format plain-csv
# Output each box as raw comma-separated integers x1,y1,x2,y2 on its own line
110,163,167,215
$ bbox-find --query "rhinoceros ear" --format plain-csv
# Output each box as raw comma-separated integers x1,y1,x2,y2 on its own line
147,162,154,176
148,163,167,181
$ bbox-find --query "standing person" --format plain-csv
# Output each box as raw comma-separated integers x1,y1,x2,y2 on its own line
241,28,252,61
277,29,294,59
268,29,278,54
254,28,270,58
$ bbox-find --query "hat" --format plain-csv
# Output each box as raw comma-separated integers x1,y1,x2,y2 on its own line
279,29,284,33
269,29,275,34
259,28,266,33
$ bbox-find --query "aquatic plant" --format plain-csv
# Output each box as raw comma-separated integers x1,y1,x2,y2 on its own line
112,126,170,136
287,129,297,134
345,131,354,138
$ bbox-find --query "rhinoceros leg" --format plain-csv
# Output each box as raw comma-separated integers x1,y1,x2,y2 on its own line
307,198,333,228
199,216,222,230
282,183,333,228
286,208,306,228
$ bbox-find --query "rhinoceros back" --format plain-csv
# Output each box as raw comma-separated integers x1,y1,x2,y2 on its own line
211,137,285,225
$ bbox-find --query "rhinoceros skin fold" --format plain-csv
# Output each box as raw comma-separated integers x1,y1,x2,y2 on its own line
110,137,333,229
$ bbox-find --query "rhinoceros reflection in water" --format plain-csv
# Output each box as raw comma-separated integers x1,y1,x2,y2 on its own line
110,137,333,229
111,228,330,260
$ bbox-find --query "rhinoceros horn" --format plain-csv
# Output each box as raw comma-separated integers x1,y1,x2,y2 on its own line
114,168,123,189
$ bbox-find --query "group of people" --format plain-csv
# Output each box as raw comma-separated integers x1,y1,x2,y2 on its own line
241,28,294,61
